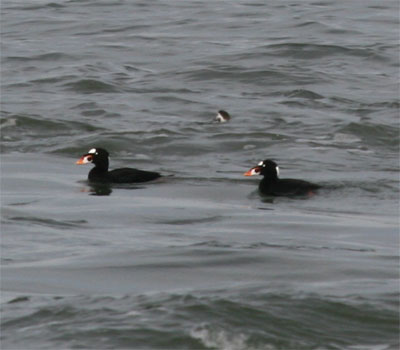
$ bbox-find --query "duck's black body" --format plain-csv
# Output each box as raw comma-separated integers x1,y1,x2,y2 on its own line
258,177,320,196
244,159,320,197
88,167,161,183
77,148,161,184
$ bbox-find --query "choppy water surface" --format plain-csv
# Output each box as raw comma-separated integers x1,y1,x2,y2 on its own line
1,1,399,349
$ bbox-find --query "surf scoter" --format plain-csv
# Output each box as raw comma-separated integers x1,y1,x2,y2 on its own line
244,159,320,196
215,110,231,123
76,148,161,183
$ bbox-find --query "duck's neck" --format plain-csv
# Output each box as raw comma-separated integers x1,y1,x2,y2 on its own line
88,160,109,179
94,158,109,172
260,174,278,186
88,166,108,182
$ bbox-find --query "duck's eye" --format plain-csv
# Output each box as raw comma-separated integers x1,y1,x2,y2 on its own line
87,155,93,162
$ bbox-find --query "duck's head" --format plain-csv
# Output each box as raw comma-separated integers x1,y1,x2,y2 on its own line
215,110,231,123
244,159,279,178
76,148,110,169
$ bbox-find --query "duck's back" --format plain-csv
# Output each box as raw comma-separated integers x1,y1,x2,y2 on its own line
88,167,161,183
260,178,320,196
108,168,161,183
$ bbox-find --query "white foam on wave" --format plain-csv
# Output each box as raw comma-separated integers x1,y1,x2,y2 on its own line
0,118,17,129
345,344,392,350
190,326,267,350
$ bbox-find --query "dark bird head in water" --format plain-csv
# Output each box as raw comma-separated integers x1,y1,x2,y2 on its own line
215,110,231,123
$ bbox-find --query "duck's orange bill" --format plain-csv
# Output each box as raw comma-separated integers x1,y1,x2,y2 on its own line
243,166,261,176
76,155,91,165
76,156,86,165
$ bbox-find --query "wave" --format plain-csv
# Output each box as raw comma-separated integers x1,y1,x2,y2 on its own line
63,79,121,94
2,292,398,350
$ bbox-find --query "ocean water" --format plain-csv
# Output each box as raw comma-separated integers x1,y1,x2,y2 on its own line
1,0,399,349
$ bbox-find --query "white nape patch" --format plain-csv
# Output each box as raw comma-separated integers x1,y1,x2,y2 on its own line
276,166,280,176
88,148,97,154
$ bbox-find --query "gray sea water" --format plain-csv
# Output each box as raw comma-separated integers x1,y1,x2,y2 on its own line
1,1,399,349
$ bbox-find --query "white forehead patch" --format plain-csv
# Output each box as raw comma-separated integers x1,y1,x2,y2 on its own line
276,166,280,176
88,148,97,154
258,161,264,166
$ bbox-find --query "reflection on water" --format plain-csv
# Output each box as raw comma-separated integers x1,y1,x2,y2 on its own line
79,182,149,196
79,182,113,196
88,183,113,196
